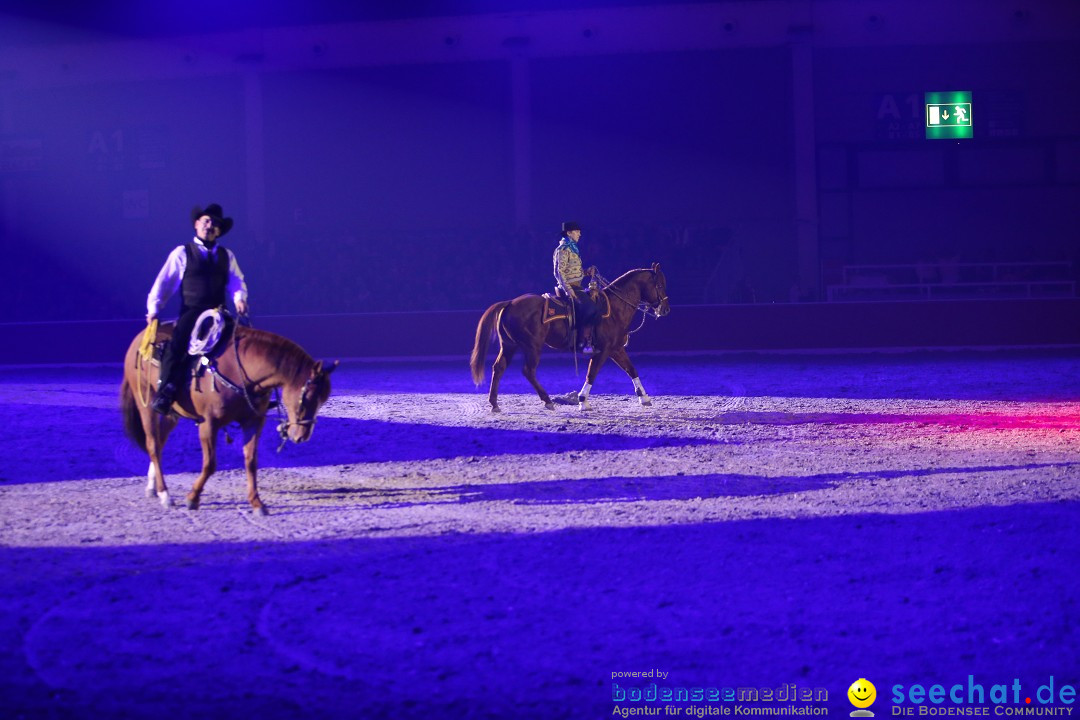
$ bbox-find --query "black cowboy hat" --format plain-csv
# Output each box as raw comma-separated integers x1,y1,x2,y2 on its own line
561,221,581,233
191,203,234,237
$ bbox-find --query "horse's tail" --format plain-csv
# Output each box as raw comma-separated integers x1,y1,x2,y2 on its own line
470,300,509,386
120,377,147,453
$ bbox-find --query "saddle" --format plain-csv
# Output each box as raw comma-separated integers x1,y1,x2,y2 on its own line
542,289,612,364
541,292,572,326
543,287,611,326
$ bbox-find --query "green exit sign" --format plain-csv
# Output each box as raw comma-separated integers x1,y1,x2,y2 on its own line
925,91,973,139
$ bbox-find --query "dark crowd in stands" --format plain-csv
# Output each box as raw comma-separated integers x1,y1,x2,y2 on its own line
5,221,1076,323
2,223,746,322
255,224,729,316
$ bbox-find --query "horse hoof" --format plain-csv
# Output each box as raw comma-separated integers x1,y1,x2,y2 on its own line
545,402,555,411
491,404,502,414
145,485,155,499
253,505,269,516
158,492,172,509
186,499,200,511
640,397,653,407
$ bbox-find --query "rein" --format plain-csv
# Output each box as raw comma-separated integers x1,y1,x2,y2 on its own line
227,330,313,451
227,329,265,415
595,271,668,336
221,325,313,452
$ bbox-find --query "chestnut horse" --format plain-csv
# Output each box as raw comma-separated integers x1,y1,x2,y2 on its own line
120,323,336,514
470,263,670,412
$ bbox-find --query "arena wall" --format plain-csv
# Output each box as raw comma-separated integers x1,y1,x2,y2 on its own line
3,299,1078,365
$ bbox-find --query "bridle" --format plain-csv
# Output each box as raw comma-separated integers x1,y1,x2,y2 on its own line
192,317,327,451
597,270,669,333
646,277,669,318
276,375,322,450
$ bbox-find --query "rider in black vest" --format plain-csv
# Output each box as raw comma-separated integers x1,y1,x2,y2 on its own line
146,204,248,414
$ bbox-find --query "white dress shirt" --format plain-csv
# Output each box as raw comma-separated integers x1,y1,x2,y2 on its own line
146,236,248,318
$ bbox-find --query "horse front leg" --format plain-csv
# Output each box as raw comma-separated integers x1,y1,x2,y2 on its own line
578,350,611,411
144,412,176,509
242,418,268,515
185,421,218,510
521,346,554,410
488,345,516,413
610,347,652,406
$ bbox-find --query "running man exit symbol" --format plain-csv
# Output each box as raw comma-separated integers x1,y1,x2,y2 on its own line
927,104,971,126
925,91,973,139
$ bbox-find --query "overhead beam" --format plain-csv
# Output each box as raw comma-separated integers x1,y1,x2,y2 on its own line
0,1,1075,87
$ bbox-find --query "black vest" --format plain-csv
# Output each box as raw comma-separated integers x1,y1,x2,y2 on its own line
180,242,230,312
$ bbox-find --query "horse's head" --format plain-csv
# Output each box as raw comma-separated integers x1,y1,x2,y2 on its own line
279,359,338,444
644,262,671,317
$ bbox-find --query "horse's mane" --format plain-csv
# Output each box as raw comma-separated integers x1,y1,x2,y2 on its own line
609,267,654,287
238,326,315,385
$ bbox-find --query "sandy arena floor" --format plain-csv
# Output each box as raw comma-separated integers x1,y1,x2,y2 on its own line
1,350,1078,718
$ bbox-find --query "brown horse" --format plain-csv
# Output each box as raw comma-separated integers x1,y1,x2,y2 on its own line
470,263,670,412
120,323,336,514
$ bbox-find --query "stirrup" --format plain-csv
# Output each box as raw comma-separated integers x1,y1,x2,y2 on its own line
151,383,176,415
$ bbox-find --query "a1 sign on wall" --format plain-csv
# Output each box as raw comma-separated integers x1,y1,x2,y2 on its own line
925,91,972,139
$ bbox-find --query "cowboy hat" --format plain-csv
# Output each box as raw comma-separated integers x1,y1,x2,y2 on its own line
191,203,234,236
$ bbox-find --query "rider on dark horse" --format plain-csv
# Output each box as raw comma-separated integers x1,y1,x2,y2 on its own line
146,203,249,415
553,221,600,354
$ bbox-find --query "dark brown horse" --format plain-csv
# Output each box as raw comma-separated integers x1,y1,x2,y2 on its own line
470,263,670,412
120,323,336,514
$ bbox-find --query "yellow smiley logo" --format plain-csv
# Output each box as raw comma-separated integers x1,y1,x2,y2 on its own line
848,679,877,708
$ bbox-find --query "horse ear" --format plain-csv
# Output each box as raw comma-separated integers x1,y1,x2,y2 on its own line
312,360,338,377
652,262,661,272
